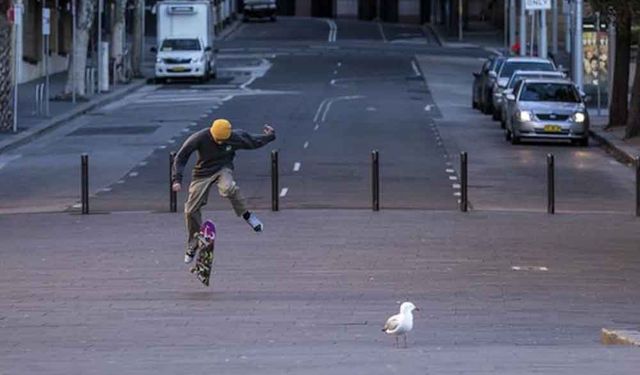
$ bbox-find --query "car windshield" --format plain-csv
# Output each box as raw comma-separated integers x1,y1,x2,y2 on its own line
500,62,554,77
508,74,559,89
519,82,581,103
160,39,201,51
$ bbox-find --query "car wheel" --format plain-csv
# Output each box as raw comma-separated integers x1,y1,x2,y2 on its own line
510,134,520,145
578,137,589,147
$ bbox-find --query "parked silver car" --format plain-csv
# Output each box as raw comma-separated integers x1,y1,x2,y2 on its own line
504,78,589,146
490,57,556,120
496,70,566,127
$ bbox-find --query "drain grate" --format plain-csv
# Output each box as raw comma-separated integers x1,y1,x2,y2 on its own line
67,126,159,136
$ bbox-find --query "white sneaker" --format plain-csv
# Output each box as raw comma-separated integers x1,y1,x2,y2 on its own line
184,245,198,264
246,213,264,232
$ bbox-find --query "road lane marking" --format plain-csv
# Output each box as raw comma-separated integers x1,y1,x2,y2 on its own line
452,183,461,189
325,19,337,42
303,141,309,149
280,187,289,197
424,105,433,111
321,95,365,123
314,124,320,131
453,192,461,197
446,168,455,173
512,266,548,272
337,62,342,67
378,23,387,42
411,61,421,77
129,172,139,177
333,70,338,75
449,176,458,180
293,162,301,172
313,99,329,123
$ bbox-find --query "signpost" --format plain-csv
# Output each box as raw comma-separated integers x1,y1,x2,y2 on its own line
12,1,23,133
42,7,50,116
525,0,551,10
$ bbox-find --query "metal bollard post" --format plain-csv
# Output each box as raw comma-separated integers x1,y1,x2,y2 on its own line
169,152,177,213
460,152,468,212
636,156,640,217
547,153,555,214
34,85,40,115
371,150,380,211
81,154,89,214
271,150,279,211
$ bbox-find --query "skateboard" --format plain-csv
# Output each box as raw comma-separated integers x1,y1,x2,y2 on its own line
189,220,216,286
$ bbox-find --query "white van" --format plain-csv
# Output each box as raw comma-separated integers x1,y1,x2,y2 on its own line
152,0,217,83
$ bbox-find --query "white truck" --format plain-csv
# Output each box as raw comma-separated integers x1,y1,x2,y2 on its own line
152,0,217,83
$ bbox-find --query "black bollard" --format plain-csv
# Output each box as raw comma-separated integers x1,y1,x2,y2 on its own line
547,154,555,214
271,150,279,211
372,150,380,211
169,152,177,213
636,157,640,217
81,154,89,214
460,152,468,212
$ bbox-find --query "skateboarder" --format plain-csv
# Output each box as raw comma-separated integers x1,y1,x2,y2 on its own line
172,119,276,263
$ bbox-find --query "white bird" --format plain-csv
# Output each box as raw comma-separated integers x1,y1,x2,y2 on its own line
382,301,419,348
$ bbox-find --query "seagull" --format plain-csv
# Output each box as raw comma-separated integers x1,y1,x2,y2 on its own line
382,301,419,348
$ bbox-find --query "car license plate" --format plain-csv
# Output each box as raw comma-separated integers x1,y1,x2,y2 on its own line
544,125,562,133
169,67,187,72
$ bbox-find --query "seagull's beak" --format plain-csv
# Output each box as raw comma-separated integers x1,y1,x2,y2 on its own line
414,307,420,312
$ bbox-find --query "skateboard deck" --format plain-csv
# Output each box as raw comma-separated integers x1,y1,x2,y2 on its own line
189,220,216,286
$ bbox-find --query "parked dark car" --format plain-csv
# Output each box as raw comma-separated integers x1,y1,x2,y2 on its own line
472,55,505,114
242,0,277,21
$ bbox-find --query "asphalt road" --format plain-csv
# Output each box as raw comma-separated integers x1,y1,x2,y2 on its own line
0,17,635,216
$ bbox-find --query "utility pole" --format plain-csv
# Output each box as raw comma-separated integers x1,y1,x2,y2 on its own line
564,0,571,53
12,0,23,133
520,0,526,56
71,0,76,103
540,9,547,58
97,0,102,93
551,0,558,55
573,0,583,89
509,0,516,48
458,0,463,41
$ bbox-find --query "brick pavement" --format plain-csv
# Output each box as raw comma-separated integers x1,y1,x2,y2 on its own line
1,209,639,374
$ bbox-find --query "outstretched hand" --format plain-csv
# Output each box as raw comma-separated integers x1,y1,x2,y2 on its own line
263,124,275,136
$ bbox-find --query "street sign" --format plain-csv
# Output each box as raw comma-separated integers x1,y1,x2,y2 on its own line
42,8,50,35
526,0,551,10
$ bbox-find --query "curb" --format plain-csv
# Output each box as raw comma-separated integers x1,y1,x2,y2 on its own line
0,80,146,155
218,19,243,41
589,129,638,166
601,329,640,346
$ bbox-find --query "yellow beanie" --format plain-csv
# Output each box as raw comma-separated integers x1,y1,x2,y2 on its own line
210,119,232,142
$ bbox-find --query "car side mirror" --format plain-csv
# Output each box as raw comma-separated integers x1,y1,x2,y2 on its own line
473,72,481,78
506,93,516,101
204,46,212,52
489,71,497,79
503,89,513,96
150,46,157,53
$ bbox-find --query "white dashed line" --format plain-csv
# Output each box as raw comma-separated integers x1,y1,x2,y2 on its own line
446,168,455,173
280,187,289,197
337,62,342,67
424,105,433,111
333,70,338,75
182,128,190,132
129,172,139,177
168,139,176,144
512,266,549,272
453,192,461,197
159,145,167,149
452,183,461,189
293,162,301,172
303,141,309,149
314,124,320,131
116,180,125,184
139,161,148,166
449,176,458,180
411,61,421,76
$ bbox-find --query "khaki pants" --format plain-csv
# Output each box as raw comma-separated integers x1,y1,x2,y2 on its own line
184,168,247,245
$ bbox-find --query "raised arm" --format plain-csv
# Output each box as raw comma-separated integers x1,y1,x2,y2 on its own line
230,126,276,150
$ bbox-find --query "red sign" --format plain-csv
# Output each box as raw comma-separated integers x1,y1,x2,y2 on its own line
6,6,14,24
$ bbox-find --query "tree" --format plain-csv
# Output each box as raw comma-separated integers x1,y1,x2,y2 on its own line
64,0,97,98
131,0,144,77
111,0,127,81
0,0,13,131
626,37,640,138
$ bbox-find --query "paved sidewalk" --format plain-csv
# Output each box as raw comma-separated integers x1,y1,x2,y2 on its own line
1,209,639,374
0,72,146,154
